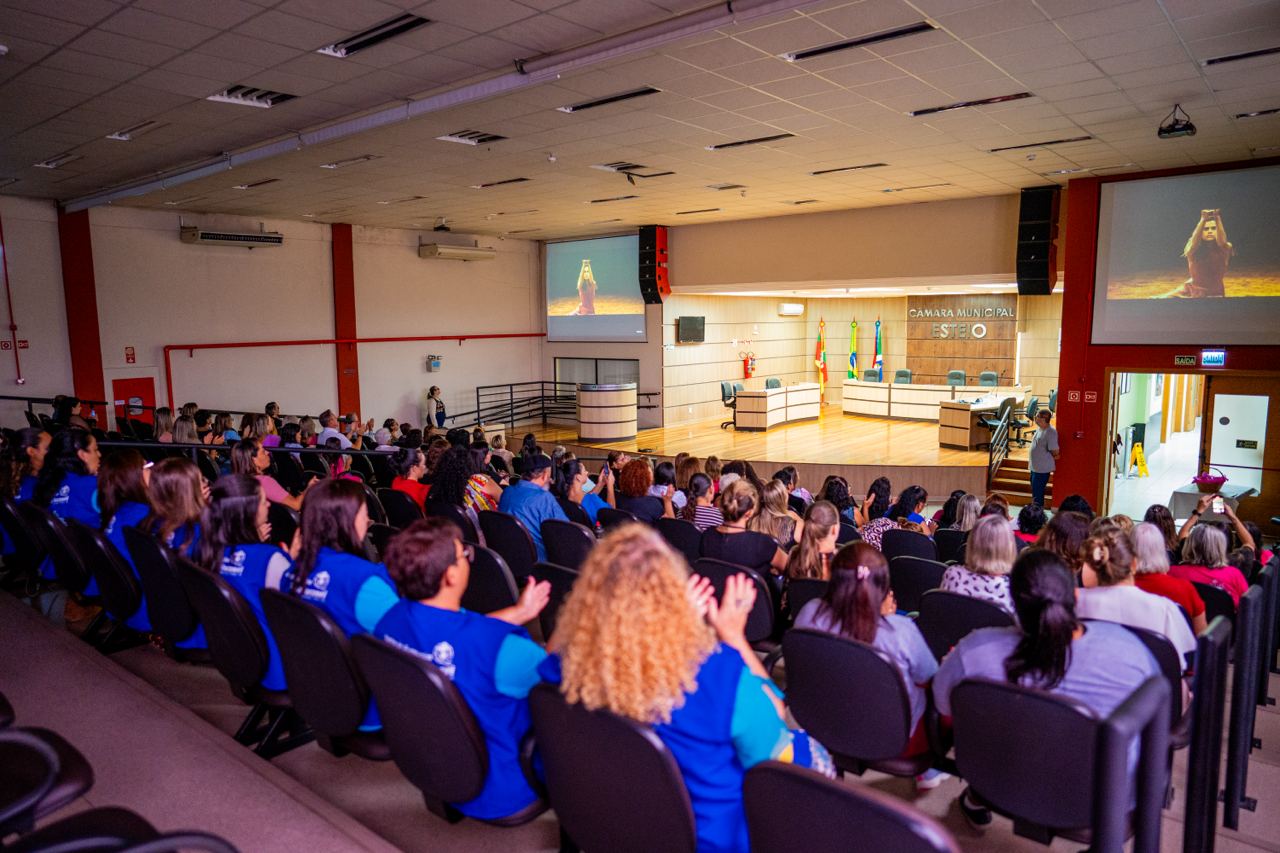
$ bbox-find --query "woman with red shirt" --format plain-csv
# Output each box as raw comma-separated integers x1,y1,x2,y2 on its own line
390,446,430,512
1132,522,1206,634
1169,523,1249,607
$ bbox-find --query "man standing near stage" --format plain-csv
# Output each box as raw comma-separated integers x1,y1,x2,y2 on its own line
1029,409,1059,508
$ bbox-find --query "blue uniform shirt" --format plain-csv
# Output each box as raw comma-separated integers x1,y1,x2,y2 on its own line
496,479,568,562
374,601,547,820
43,471,100,590
219,543,293,691
104,502,152,630
1,476,38,555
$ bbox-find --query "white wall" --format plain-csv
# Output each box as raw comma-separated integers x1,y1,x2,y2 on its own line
0,196,74,427
353,226,543,427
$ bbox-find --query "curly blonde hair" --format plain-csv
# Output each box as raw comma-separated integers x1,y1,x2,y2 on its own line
550,524,715,724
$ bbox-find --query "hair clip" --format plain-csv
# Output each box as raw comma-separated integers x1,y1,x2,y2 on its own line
1092,545,1107,563
856,565,870,580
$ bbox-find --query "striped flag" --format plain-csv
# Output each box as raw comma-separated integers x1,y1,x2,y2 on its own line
848,320,858,378
814,318,828,399
874,317,883,381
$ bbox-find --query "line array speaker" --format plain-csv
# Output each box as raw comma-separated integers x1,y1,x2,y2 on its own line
639,224,669,304
1016,186,1060,295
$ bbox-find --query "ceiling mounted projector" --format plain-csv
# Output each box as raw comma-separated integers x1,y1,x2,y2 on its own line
1158,104,1197,139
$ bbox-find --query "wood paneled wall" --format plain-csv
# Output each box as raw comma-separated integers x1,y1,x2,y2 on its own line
905,294,1017,386
1016,293,1062,400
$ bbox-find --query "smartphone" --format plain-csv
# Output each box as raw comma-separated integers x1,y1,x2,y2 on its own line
1211,496,1225,514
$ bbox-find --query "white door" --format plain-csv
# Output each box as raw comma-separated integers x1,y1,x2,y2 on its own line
1208,395,1268,493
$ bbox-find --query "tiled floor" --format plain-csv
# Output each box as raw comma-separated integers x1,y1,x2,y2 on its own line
1111,421,1202,520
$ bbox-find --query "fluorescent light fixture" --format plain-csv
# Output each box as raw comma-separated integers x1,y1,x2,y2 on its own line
507,228,540,234
591,218,623,224
785,199,819,205
1234,106,1280,119
1041,167,1085,176
470,177,531,188
207,85,295,109
882,182,951,193
106,120,162,141
989,136,1092,152
559,87,661,113
319,154,378,169
317,14,430,58
1204,45,1280,66
162,195,205,206
706,133,794,151
811,163,887,175
231,178,279,190
33,152,81,169
784,22,935,62
376,195,427,205
707,183,745,190
588,195,639,203
675,207,720,214
436,129,507,145
909,92,1033,117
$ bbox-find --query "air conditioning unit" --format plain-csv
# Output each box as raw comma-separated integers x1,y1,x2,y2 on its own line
417,243,497,261
778,302,805,316
179,225,283,247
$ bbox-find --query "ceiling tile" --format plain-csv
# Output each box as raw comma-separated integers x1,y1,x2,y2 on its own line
0,8,90,45
42,49,149,83
277,0,409,31
68,28,184,65
131,0,262,29
98,8,220,49
938,1,1049,39
731,17,844,56
1,0,120,27
488,13,603,53
233,11,350,50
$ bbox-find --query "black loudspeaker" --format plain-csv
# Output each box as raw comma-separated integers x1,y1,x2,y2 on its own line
638,225,669,304
1016,186,1060,295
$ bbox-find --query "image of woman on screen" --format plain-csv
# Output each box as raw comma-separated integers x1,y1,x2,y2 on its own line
574,258,597,315
1174,208,1233,298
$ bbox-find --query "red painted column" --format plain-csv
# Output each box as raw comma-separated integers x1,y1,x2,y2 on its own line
56,208,106,408
331,222,361,415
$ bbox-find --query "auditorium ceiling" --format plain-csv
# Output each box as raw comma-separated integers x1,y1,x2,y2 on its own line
0,0,1277,238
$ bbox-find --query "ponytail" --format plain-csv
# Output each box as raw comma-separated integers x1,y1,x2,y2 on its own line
1005,549,1079,688
820,542,889,644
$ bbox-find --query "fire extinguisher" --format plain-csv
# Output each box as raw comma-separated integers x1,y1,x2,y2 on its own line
741,351,756,379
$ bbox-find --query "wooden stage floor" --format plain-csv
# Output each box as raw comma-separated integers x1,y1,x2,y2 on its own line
526,409,1025,498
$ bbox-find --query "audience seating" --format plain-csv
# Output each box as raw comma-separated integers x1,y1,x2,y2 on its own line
349,453,378,487
462,546,520,615
195,452,220,485
950,676,1169,849
2,806,164,853
1223,585,1264,829
267,503,300,548
173,555,312,759
720,381,736,430
1191,582,1235,627
272,453,308,495
352,635,545,827
425,500,479,544
365,523,397,561
122,527,205,660
692,558,776,647
16,502,90,594
556,497,593,528
888,556,947,613
360,485,387,525
530,562,579,640
0,497,43,584
0,726,96,837
743,761,961,853
0,690,12,728
65,520,146,650
783,578,827,623
894,369,912,384
786,494,807,517
597,507,639,532
1256,562,1277,708
978,371,998,387
528,682,697,853
1183,617,1231,853
541,519,595,572
933,528,967,564
836,521,860,544
368,453,393,490
376,484,422,525
656,517,701,565
782,629,947,779
881,528,938,562
915,590,1014,661
946,370,966,387
478,510,537,581
259,590,389,761
300,453,330,479
1109,623,1190,747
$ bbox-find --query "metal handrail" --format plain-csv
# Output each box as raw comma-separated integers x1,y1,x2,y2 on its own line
97,439,393,456
987,405,1011,490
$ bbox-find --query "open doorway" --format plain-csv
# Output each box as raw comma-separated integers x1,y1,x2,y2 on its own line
1107,372,1204,519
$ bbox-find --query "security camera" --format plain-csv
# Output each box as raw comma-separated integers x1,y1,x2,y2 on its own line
1158,104,1196,139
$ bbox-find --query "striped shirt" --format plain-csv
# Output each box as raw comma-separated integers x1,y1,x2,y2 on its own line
685,503,724,532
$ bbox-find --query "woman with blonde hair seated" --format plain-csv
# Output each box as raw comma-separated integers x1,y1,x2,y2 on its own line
542,524,832,852
1132,522,1207,634
940,514,1016,612
751,478,803,551
784,501,840,581
951,494,981,532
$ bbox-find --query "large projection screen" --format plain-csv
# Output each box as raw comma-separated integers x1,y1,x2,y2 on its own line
545,235,647,343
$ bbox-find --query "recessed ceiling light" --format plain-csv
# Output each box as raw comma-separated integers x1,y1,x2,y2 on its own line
706,133,794,151
783,21,936,62
231,178,280,190
319,154,378,169
162,195,205,206
317,14,431,58
33,152,81,169
909,92,1033,117
207,85,296,109
811,163,888,176
106,120,163,142
302,213,315,217
707,183,745,191
588,195,639,204
1204,45,1280,66
375,195,427,205
675,207,720,215
470,177,531,189
882,183,952,193
1234,106,1280,119
989,135,1092,153
436,129,507,145
784,199,819,205
558,87,661,113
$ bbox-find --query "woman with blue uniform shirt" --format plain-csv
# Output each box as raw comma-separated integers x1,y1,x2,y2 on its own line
543,524,833,853
374,518,552,822
0,428,50,556
198,474,292,691
33,429,101,587
97,450,152,629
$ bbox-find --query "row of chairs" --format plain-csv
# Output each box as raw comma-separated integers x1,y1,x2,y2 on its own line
0,690,237,851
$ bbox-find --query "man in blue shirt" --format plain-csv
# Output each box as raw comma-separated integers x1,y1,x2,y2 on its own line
374,518,551,821
496,453,567,561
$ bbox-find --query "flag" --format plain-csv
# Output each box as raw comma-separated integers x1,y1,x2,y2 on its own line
874,317,883,382
814,318,828,400
848,320,858,378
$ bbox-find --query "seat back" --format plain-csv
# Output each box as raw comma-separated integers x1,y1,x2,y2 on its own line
349,454,377,487
368,452,393,489
786,494,807,517
888,556,947,613
978,371,998,386
744,761,961,853
556,497,593,528
782,629,912,761
541,519,595,571
477,510,537,581
764,377,781,389
1191,582,1235,626
656,517,702,565
692,558,775,643
16,502,90,593
720,381,735,404
425,500,479,543
377,488,424,530
894,369,912,384
946,370,966,387
173,555,269,696
266,503,299,550
272,453,307,495
462,545,520,615
194,452,220,485
915,590,1014,660
733,382,744,394
1257,563,1277,708
1184,617,1231,853
1109,622,1184,725
529,683,696,853
0,727,63,833
361,484,387,525
881,528,938,562
597,507,639,532
365,523,397,561
862,369,880,382
836,521,860,544
933,528,968,564
65,520,141,623
260,589,369,737
1025,396,1041,420
300,452,330,478
1048,389,1058,412
531,562,580,640
784,578,827,621
0,497,43,573
123,527,201,648
351,635,487,805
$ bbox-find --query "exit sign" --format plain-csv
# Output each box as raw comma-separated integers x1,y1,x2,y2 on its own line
1174,355,1196,366
1201,349,1226,367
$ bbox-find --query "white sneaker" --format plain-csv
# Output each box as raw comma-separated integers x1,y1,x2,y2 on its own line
916,770,951,791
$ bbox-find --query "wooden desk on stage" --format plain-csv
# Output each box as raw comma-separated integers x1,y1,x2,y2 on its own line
842,380,1028,422
735,383,821,431
939,399,1001,449
578,383,637,443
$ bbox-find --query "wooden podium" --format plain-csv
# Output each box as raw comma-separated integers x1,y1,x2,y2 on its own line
577,383,637,443
938,399,1000,450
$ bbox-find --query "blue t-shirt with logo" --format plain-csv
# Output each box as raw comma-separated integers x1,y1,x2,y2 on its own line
43,471,101,590
373,600,546,820
219,543,293,691
104,501,152,630
1,476,38,555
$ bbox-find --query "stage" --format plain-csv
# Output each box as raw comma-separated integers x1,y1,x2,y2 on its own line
525,408,1021,499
